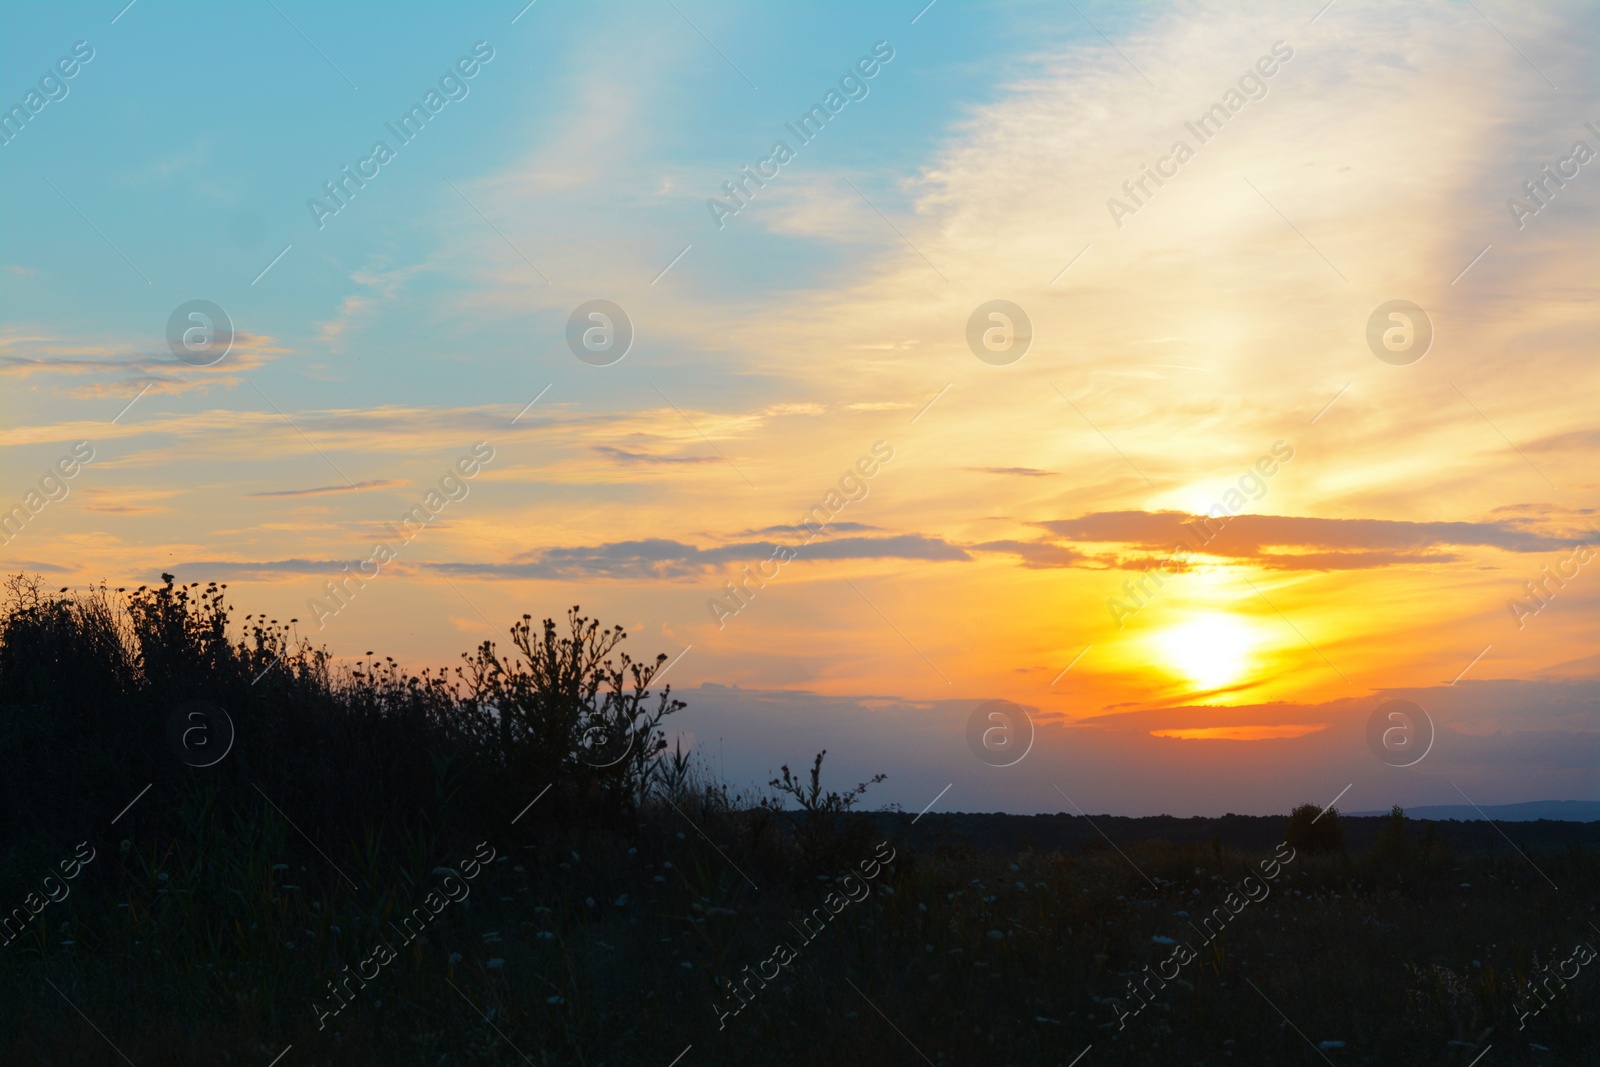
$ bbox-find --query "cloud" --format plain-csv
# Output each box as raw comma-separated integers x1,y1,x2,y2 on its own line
743,521,879,536
1043,511,1572,553
969,467,1056,477
0,559,72,573
0,327,289,399
671,676,1600,816
975,511,1585,571
973,539,1100,569
165,559,371,580
429,533,971,581
314,260,435,350
593,446,719,466
248,480,406,498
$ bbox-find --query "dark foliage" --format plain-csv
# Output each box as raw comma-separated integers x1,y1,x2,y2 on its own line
1285,801,1348,855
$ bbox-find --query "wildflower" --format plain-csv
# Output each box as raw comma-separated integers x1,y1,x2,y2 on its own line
486,958,504,969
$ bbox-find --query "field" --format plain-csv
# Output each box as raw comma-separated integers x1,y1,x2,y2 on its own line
2,577,1597,1066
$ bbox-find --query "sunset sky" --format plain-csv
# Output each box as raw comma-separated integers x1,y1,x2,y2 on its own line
2,0,1595,815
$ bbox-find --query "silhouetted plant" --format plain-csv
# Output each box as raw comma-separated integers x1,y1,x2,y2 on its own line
1284,802,1347,855
457,606,684,820
769,750,886,870
1368,804,1415,871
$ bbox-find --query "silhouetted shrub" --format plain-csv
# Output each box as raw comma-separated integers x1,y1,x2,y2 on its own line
457,607,684,822
0,575,688,849
1284,802,1346,855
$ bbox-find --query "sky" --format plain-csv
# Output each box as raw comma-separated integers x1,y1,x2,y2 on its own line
1,0,1595,816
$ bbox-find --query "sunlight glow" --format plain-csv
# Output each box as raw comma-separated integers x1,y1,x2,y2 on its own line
1150,724,1328,741
1153,615,1259,690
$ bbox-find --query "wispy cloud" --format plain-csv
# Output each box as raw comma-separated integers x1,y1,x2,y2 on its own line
593,446,719,466
431,533,971,581
0,328,289,399
248,480,406,498
969,467,1056,477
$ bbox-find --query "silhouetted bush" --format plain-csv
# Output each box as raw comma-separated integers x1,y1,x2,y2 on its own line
1284,802,1347,855
456,607,684,823
0,575,688,851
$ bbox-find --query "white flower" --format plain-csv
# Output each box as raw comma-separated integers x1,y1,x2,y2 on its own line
449,953,462,965
486,958,504,969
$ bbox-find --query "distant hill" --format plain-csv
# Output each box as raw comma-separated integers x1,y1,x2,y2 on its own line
1349,800,1600,822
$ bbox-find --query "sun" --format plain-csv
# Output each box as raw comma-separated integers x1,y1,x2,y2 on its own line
1153,614,1258,691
